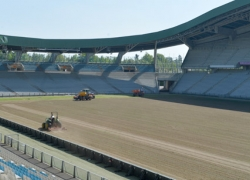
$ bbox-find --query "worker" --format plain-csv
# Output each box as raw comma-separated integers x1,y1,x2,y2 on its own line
51,115,55,124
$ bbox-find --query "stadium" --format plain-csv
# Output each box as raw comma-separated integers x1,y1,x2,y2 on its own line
0,0,250,180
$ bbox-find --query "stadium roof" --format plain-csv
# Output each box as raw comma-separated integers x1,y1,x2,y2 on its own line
1,0,250,54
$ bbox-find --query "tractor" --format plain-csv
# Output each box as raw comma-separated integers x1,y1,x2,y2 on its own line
73,88,95,101
132,88,144,97
42,112,62,131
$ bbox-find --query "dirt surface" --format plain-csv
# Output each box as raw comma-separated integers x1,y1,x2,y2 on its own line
0,94,250,180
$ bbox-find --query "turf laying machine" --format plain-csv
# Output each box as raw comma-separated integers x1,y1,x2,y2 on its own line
42,112,62,131
73,88,95,101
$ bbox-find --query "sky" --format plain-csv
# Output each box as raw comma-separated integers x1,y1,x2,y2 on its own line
0,0,234,60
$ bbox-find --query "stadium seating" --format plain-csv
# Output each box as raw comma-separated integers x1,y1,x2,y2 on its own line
23,62,39,71
73,63,101,72
0,146,55,180
172,72,207,93
172,70,250,98
182,32,250,69
135,65,155,72
205,71,249,96
185,72,228,95
0,62,8,71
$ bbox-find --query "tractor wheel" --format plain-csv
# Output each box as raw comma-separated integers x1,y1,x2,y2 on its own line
57,122,62,128
45,123,49,130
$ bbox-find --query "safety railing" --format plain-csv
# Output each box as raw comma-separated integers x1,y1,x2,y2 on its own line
4,135,107,180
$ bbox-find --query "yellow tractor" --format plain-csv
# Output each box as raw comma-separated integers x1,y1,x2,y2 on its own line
73,88,95,101
42,112,62,130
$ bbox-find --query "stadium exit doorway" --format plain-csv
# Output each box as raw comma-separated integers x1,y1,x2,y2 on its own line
159,80,174,92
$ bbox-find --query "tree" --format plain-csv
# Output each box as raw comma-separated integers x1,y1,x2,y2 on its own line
6,51,15,61
55,54,66,62
141,53,153,64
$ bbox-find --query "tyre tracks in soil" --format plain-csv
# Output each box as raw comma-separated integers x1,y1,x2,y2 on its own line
2,104,250,175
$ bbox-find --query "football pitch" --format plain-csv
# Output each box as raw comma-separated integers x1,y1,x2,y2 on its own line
0,94,249,180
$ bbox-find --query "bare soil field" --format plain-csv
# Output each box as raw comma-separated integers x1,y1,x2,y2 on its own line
0,94,249,180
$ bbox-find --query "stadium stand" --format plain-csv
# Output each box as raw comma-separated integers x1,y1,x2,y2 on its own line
0,72,41,96
38,63,58,72
105,72,157,93
101,64,122,72
172,72,207,94
78,72,120,94
175,27,250,100
135,65,155,72
172,70,250,98
23,62,40,71
73,64,101,72
205,70,248,96
0,69,157,96
230,73,250,99
182,32,250,70
185,71,229,95
0,144,60,180
13,63,155,74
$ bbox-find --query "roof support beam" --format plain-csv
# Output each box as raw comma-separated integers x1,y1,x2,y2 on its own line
49,53,61,63
154,41,157,72
14,51,22,62
82,47,107,64
115,52,125,64
85,53,94,64
214,26,236,40
95,47,107,54
125,43,138,53
178,37,194,49
114,43,138,64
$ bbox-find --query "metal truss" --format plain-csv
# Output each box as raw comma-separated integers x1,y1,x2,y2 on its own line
125,43,138,53
156,5,250,44
95,46,107,53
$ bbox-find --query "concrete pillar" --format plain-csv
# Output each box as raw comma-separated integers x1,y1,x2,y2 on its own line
49,53,61,63
154,41,158,72
14,51,22,62
85,53,94,64
115,52,125,64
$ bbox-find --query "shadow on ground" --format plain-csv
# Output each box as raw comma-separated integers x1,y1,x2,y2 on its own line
142,93,250,113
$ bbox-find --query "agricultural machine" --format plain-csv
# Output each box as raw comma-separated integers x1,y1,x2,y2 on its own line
132,88,144,97
42,112,62,131
73,88,95,101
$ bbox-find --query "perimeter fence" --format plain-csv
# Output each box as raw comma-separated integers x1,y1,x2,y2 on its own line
0,117,174,180
1,134,106,180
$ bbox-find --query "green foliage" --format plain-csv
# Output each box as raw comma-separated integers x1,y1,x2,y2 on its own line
157,54,182,73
